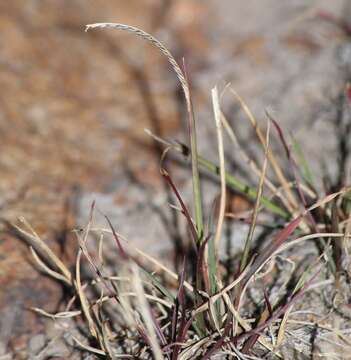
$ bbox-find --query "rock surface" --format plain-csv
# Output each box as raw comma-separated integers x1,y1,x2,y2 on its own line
0,0,350,358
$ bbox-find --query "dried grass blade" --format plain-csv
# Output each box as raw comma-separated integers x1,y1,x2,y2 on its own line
229,87,298,210
221,111,292,214
12,219,72,284
30,307,81,319
269,115,317,232
29,247,71,285
71,335,107,356
75,249,98,338
211,86,226,251
131,263,164,360
240,121,270,272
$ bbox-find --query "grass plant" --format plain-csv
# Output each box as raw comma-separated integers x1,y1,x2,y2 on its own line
12,22,351,359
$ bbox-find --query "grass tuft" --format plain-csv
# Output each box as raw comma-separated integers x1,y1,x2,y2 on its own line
12,22,351,359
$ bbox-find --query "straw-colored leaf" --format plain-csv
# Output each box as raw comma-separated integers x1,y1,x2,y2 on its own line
229,87,298,211
131,263,163,360
30,247,71,285
75,249,98,338
12,218,72,284
240,120,270,273
212,86,226,252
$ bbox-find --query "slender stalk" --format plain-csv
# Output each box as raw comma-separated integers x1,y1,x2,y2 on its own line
240,121,270,273
86,23,204,243
186,87,204,242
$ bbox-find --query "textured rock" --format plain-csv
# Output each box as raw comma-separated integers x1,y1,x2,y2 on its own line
1,0,350,358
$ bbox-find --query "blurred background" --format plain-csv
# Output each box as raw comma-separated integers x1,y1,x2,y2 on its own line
0,1,350,358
